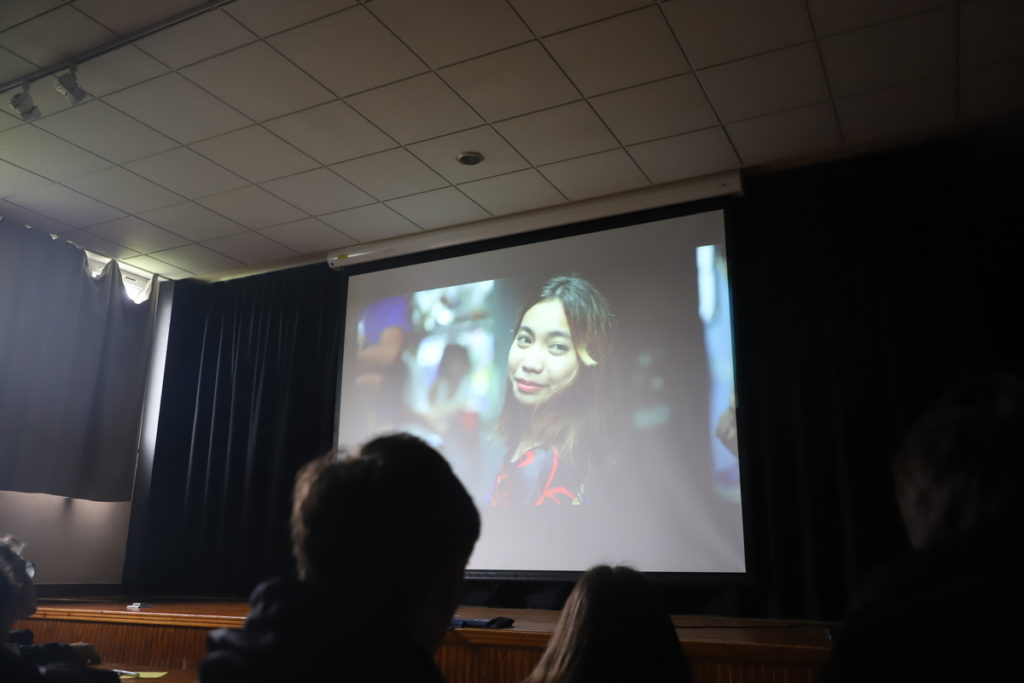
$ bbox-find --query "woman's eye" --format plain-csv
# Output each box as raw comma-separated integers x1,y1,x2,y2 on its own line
549,343,570,355
515,334,532,347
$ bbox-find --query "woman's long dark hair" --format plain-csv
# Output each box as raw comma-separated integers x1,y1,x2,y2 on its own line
524,565,694,683
496,275,613,470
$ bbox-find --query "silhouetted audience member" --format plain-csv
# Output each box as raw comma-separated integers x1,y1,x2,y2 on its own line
200,432,481,683
0,535,115,682
523,565,694,683
819,373,1023,682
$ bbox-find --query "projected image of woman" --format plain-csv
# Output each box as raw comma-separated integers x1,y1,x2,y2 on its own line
489,275,613,506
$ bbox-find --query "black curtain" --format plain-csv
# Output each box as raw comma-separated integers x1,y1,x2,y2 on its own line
728,134,1024,619
0,221,153,501
127,264,344,595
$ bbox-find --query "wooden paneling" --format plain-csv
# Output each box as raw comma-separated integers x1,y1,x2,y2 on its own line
17,601,832,683
23,620,212,671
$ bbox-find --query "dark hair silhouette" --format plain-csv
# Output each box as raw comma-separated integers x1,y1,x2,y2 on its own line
524,565,693,683
497,275,613,471
894,372,1024,548
0,535,33,626
291,433,480,610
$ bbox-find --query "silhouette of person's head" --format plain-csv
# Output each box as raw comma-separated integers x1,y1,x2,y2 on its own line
0,535,36,633
290,432,480,652
525,564,693,683
894,373,1023,548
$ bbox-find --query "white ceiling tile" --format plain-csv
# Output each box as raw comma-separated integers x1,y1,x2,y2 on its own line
0,125,111,180
960,57,1024,121
369,0,532,68
0,200,28,224
197,186,308,229
0,200,75,234
261,168,374,215
124,147,248,199
543,7,690,97
139,201,246,241
627,127,739,184
320,204,421,242
808,0,952,36
591,74,718,145
35,100,178,163
407,126,529,184
135,9,255,69
0,111,22,132
64,167,183,213
63,229,139,260
263,100,395,165
726,102,842,166
440,42,580,122
700,43,830,122
509,0,651,36
86,216,191,253
259,218,356,254
494,101,618,165
836,76,955,144
0,47,36,83
226,0,356,37
148,243,242,275
960,0,1024,68
76,46,169,97
0,1,65,32
821,7,955,98
1,0,1013,259
269,7,425,97
103,73,251,144
73,0,201,36
539,149,648,201
664,0,814,69
330,148,448,200
386,187,489,230
0,160,51,197
0,6,116,67
5,183,125,227
182,42,333,121
346,73,484,145
459,169,566,215
190,126,319,183
203,230,295,265
122,254,194,278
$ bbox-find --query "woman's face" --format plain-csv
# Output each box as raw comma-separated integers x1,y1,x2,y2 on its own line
508,299,580,406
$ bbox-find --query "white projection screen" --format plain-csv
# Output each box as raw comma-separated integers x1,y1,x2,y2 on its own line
338,208,745,576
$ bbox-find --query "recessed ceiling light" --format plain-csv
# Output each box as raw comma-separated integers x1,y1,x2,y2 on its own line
456,151,484,166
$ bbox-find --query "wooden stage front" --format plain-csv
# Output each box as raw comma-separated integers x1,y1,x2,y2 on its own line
18,599,833,682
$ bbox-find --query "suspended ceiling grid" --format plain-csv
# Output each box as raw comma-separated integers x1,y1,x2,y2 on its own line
0,0,1021,278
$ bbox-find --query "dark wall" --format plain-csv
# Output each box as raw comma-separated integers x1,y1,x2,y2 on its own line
126,128,1024,618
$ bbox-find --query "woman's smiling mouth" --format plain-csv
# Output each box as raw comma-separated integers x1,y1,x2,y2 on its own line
514,378,544,394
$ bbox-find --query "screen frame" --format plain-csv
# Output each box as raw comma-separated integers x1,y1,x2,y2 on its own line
332,197,754,587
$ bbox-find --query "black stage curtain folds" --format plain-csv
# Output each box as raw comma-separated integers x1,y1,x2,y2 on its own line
128,265,345,595
0,221,153,502
727,136,1023,619
129,133,1023,617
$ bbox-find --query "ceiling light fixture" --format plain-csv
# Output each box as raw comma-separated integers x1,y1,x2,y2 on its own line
456,151,484,166
9,85,40,121
54,67,88,104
